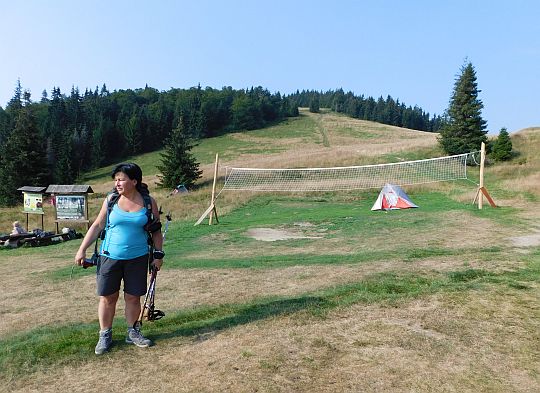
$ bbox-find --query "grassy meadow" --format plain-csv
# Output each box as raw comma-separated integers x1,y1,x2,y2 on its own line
0,109,539,392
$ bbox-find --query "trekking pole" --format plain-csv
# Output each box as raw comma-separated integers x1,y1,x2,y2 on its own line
134,267,157,330
146,268,164,321
163,211,172,241
134,266,164,329
133,210,170,329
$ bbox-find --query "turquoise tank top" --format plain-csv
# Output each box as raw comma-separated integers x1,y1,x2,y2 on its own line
101,204,149,260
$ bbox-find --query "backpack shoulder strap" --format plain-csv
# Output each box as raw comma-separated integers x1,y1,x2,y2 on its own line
141,191,154,223
107,191,121,217
142,191,162,236
100,191,120,241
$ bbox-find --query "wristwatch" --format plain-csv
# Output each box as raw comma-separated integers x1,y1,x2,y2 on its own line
153,250,165,259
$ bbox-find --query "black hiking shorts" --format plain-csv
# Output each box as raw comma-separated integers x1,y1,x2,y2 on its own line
96,254,149,296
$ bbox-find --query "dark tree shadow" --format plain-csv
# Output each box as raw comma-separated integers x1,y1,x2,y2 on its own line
145,296,328,343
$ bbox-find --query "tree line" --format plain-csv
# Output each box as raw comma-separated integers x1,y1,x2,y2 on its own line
0,82,298,205
289,89,445,132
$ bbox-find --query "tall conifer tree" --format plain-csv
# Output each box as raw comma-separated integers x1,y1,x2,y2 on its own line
157,117,202,189
0,93,49,206
439,61,488,155
46,87,74,183
309,95,320,113
491,127,513,161
0,106,9,147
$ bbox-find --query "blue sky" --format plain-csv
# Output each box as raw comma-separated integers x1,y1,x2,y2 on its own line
1,0,538,134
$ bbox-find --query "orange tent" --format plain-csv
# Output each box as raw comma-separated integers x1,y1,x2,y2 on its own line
371,183,418,211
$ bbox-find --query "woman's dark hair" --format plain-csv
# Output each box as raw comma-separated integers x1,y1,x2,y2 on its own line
111,163,149,194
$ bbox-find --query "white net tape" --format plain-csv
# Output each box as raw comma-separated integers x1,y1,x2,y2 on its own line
222,153,476,192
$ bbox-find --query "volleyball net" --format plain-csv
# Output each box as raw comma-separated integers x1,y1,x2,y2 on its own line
221,152,478,193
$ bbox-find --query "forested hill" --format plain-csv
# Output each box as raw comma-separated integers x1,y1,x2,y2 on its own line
0,84,298,188
0,82,441,205
290,89,444,132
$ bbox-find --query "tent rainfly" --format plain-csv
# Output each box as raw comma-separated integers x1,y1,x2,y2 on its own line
371,183,418,211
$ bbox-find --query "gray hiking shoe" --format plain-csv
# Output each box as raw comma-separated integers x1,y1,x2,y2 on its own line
126,327,152,347
95,328,112,355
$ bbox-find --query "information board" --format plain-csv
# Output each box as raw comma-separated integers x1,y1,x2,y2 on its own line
55,195,86,220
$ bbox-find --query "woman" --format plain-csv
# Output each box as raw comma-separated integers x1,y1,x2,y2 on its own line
75,163,164,355
11,221,27,235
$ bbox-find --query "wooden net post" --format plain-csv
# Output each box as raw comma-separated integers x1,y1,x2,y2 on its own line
478,142,485,209
474,142,497,209
195,153,220,226
209,153,219,225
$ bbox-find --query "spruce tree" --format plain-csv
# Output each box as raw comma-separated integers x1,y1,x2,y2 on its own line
157,117,202,189
125,106,144,155
41,89,49,103
439,61,488,155
491,127,513,161
0,93,49,206
4,79,23,135
6,79,23,113
309,95,320,113
0,106,9,146
46,87,74,183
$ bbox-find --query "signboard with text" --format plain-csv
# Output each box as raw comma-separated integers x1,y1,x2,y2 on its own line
55,195,86,220
23,192,44,214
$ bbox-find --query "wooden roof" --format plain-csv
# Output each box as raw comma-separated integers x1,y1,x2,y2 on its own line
45,185,94,194
17,186,47,193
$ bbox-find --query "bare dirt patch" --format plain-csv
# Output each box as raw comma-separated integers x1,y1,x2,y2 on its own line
510,227,540,248
246,227,322,242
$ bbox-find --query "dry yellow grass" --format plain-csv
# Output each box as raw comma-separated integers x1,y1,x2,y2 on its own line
222,111,439,171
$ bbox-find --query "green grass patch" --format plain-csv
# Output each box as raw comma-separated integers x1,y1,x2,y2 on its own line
403,247,457,261
46,190,522,278
245,114,320,141
192,114,322,164
448,268,491,283
0,238,77,259
193,134,284,164
334,126,378,139
78,150,164,183
1,322,99,377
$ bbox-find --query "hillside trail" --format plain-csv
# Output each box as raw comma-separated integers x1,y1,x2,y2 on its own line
217,110,438,171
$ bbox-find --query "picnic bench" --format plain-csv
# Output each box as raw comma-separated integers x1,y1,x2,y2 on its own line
2,230,82,248
1,233,35,248
25,232,73,247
